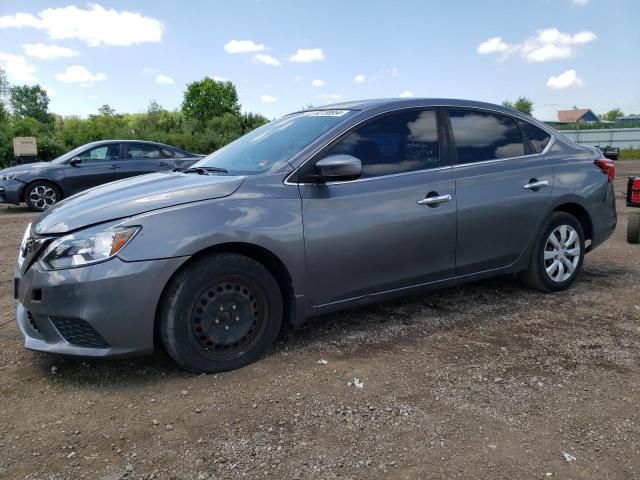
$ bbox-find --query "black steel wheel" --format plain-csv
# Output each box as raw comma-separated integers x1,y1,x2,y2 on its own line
159,253,283,373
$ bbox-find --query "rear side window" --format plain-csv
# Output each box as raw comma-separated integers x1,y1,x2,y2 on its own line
322,109,440,178
449,110,525,164
127,143,163,159
518,120,552,153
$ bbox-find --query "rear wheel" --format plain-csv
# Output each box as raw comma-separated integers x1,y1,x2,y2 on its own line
159,253,283,373
24,181,61,211
519,212,585,292
628,211,640,244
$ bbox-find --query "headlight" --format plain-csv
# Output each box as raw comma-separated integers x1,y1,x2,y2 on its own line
39,225,140,270
1,171,27,181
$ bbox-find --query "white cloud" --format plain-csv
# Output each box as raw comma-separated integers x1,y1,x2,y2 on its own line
0,4,163,47
155,74,174,84
477,37,509,54
224,39,265,54
391,67,399,77
89,94,98,100
23,43,78,59
311,79,325,87
354,74,365,83
55,65,106,86
290,48,325,63
478,28,597,63
0,52,37,82
294,75,303,81
572,0,589,5
546,69,585,89
141,67,157,76
399,90,414,98
261,94,277,103
253,53,280,66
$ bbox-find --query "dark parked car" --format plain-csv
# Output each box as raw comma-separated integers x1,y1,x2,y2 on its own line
14,98,617,373
0,140,202,211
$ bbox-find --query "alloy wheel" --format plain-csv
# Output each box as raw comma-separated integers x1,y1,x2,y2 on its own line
29,185,57,210
543,224,581,283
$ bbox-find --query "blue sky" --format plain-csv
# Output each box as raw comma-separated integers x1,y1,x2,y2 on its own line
0,0,638,121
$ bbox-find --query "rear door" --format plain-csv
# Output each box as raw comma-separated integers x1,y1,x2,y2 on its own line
447,108,553,275
63,143,123,195
299,108,457,307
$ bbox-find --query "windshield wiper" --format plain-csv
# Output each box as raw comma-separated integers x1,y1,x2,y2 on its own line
179,166,228,175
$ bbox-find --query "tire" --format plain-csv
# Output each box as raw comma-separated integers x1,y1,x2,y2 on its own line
24,181,61,212
627,211,640,244
518,212,585,292
159,253,283,373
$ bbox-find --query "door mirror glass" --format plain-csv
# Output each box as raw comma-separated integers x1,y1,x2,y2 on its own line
68,157,82,166
315,155,362,181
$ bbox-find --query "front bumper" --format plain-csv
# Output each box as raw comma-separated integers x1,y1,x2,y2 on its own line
15,256,188,358
0,180,24,205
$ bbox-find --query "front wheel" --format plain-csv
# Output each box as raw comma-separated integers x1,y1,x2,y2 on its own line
159,253,283,373
24,181,61,211
519,212,585,292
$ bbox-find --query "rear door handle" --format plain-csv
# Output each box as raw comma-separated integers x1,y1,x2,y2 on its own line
523,180,549,190
417,194,452,206
156,162,169,167
108,164,121,170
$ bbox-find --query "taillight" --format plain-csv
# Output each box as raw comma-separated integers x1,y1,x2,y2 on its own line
596,159,615,183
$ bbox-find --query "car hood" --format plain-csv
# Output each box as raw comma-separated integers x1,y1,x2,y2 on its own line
0,162,53,176
34,172,246,234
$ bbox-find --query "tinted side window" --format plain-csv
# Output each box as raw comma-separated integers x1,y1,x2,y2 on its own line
322,110,439,178
78,144,119,163
127,144,163,159
449,110,525,164
518,120,551,153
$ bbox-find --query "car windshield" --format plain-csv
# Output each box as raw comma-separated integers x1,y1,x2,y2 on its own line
193,110,355,174
49,144,94,164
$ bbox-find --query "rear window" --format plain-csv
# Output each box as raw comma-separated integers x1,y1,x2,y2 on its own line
449,110,526,164
518,120,552,153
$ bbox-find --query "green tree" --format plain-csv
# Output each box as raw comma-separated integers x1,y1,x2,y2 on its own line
97,104,117,116
182,77,240,128
502,96,533,116
601,108,623,122
10,84,51,123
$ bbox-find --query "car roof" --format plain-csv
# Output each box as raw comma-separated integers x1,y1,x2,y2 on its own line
82,140,187,150
297,97,525,117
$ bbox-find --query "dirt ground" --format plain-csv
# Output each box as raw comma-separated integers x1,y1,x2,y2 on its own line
1,161,639,480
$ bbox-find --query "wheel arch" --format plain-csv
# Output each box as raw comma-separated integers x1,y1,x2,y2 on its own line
154,242,297,345
19,177,64,203
552,202,593,247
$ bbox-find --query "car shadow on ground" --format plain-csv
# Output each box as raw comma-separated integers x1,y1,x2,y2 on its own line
22,255,635,388
28,274,531,386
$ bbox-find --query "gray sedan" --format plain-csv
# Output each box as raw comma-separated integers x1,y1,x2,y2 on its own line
0,140,202,211
14,98,617,373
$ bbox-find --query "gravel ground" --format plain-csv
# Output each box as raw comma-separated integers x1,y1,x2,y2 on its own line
1,161,639,480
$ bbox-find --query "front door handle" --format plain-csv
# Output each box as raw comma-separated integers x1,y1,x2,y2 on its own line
417,194,452,206
108,164,121,170
156,162,169,167
523,179,549,190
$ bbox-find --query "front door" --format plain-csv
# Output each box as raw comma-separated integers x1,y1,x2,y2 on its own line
299,109,457,307
447,109,553,275
63,143,123,195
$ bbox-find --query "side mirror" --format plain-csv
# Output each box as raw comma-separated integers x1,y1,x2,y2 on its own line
68,157,82,166
314,155,362,181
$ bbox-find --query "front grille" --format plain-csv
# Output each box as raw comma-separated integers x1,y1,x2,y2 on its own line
50,317,109,348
